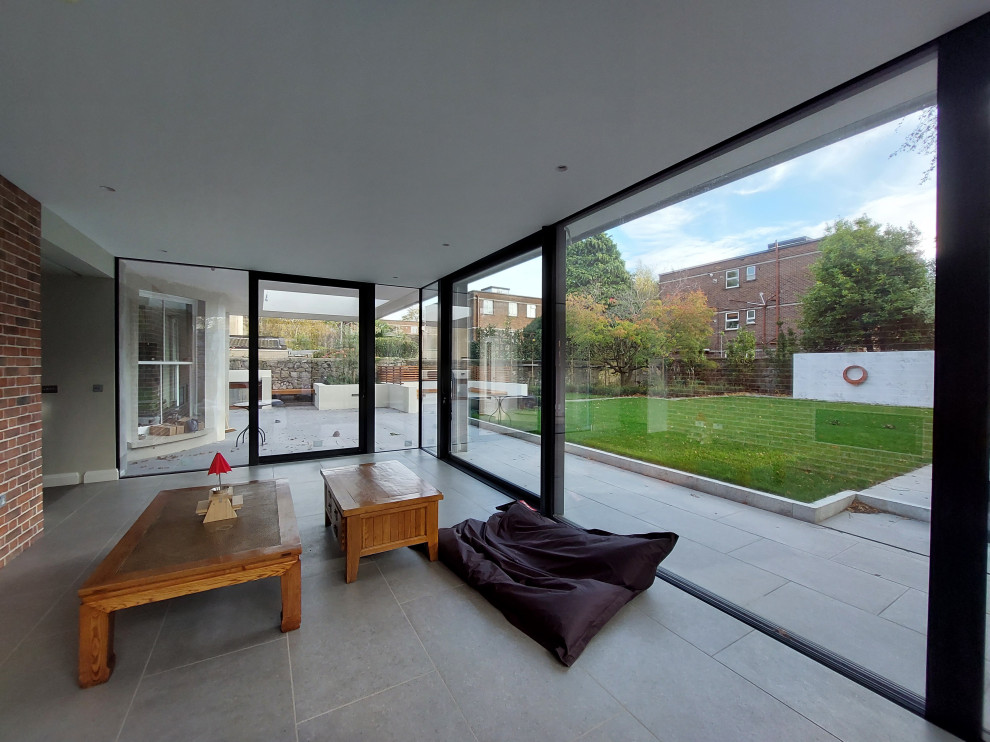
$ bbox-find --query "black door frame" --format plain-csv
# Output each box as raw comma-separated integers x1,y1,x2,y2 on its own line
249,270,375,465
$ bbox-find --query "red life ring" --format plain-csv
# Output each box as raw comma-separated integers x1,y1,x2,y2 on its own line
842,365,868,385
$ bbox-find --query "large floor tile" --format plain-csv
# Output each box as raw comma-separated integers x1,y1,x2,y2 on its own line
830,541,930,592
747,581,927,695
289,567,433,721
719,506,860,558
634,579,753,656
0,586,63,664
635,499,763,553
575,710,661,741
879,588,928,634
822,512,931,556
580,608,838,742
566,499,671,535
375,545,465,604
568,483,662,518
403,588,622,742
729,538,908,614
145,578,286,674
119,639,295,742
662,538,788,606
715,631,956,742
437,494,492,529
297,670,476,742
295,511,348,577
0,604,165,742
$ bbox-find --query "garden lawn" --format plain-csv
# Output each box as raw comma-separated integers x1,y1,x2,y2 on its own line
495,395,932,502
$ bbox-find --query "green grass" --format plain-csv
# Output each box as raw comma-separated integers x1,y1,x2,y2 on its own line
485,395,932,503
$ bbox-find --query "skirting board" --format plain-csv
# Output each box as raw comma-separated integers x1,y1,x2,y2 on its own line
84,469,119,483
43,472,81,487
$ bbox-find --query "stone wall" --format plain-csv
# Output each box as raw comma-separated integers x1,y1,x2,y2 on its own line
229,357,358,389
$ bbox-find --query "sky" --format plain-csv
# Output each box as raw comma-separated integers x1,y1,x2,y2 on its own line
610,108,935,276
453,107,934,301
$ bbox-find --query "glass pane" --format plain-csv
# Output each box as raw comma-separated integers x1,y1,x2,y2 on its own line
257,280,361,457
563,57,936,695
119,260,248,476
421,283,439,455
451,249,542,492
375,285,421,451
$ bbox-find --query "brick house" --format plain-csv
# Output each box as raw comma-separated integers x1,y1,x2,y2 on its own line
470,287,542,332
657,237,821,356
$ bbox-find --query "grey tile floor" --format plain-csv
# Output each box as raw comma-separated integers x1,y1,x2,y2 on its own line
0,449,962,741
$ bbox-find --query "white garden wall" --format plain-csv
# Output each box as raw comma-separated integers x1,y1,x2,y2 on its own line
793,351,933,407
314,383,417,412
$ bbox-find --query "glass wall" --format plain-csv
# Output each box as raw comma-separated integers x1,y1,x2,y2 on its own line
421,283,439,455
255,279,361,457
561,58,936,696
451,249,542,492
118,260,248,476
374,285,421,451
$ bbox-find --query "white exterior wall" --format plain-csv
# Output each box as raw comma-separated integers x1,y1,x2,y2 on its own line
793,351,934,407
315,383,417,412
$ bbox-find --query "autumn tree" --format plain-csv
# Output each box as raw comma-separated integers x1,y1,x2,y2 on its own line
566,288,714,389
799,217,932,351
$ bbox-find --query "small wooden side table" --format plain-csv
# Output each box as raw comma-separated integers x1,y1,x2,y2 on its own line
322,460,443,583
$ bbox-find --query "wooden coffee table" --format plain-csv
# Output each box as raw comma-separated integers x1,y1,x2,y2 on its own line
77,479,301,688
322,460,442,583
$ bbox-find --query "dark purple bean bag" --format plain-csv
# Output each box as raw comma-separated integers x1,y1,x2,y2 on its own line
438,502,678,665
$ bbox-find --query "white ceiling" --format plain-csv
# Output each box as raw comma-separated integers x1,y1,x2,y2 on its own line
2,2,987,288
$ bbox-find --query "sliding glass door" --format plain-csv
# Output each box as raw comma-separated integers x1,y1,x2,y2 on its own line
253,278,364,459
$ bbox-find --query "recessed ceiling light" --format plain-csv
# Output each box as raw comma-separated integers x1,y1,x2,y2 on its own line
556,165,568,172
99,185,116,192
442,243,450,247
159,249,168,253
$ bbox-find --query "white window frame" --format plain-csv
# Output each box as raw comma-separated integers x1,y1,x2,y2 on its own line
745,265,756,281
746,309,757,324
526,304,536,318
725,311,740,330
137,291,195,425
507,302,518,317
725,268,740,288
481,299,494,315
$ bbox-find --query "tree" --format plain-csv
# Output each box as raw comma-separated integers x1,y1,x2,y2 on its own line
725,329,757,388
764,323,797,394
566,287,714,389
566,233,632,302
799,217,932,351
892,105,936,184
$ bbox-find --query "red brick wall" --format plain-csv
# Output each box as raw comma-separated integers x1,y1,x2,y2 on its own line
658,240,821,353
0,175,43,567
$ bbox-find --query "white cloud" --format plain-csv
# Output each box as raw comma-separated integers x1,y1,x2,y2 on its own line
731,160,796,195
847,185,937,257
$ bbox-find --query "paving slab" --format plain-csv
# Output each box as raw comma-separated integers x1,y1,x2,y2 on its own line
729,538,909,615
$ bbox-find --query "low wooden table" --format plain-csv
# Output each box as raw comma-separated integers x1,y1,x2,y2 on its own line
77,479,301,688
322,461,443,583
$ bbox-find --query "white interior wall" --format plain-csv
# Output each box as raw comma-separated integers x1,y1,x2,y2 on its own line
40,274,117,484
